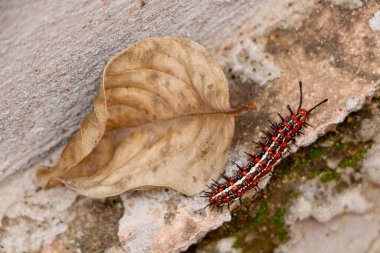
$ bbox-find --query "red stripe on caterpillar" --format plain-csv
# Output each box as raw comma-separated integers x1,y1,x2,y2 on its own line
201,81,328,210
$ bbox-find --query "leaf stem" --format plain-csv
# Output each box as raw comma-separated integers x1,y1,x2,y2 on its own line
227,101,256,116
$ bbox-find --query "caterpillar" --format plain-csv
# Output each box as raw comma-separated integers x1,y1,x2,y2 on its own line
201,81,328,210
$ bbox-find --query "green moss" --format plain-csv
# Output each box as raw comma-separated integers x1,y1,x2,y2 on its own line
339,156,357,169
339,141,374,169
294,159,307,172
330,141,349,152
307,146,326,160
365,141,374,151
272,208,288,242
306,168,323,180
279,164,292,177
320,168,341,182
307,167,341,182
232,199,290,251
255,201,268,224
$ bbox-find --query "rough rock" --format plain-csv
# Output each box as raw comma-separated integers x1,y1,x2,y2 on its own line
118,190,230,252
0,168,77,252
1,1,380,253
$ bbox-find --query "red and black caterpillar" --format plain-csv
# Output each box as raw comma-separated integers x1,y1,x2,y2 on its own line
202,81,328,209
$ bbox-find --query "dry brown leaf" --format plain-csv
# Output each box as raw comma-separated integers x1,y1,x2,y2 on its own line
36,36,254,198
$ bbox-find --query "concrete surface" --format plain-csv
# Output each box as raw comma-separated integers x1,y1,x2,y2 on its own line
1,1,380,253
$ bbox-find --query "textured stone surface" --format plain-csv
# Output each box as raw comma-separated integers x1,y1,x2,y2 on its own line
0,168,77,252
119,190,230,252
197,237,242,253
1,1,380,253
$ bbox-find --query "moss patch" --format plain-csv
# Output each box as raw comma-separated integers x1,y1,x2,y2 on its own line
288,132,374,185
272,208,288,242
255,200,268,224
320,168,341,183
338,141,373,169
